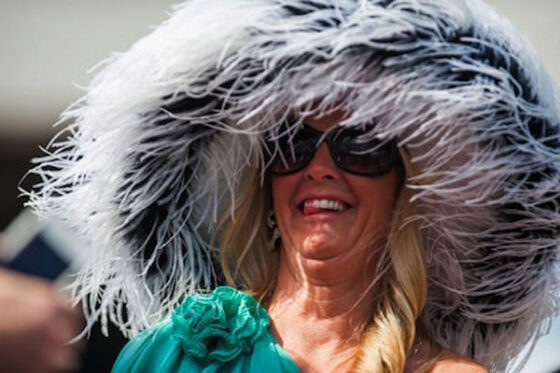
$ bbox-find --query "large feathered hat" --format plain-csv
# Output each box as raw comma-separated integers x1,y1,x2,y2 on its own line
27,0,560,371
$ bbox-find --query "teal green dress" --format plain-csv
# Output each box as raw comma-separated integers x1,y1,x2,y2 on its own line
112,287,300,372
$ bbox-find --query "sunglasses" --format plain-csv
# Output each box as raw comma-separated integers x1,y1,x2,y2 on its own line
266,123,398,176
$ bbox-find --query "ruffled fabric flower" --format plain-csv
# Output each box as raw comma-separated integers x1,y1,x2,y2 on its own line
170,287,270,366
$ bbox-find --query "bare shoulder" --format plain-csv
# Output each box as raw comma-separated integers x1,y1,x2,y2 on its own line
430,351,488,373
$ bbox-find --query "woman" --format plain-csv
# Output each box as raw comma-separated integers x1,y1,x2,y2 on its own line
27,0,560,372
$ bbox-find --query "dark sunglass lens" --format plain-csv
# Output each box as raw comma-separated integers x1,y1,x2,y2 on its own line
269,131,316,174
332,128,395,175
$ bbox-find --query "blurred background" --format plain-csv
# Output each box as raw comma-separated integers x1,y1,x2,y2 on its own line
0,0,559,372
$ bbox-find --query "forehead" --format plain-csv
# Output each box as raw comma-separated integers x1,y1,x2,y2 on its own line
303,110,346,132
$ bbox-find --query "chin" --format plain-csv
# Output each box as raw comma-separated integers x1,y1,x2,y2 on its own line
300,235,349,260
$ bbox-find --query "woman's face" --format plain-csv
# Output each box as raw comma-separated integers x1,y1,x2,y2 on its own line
271,111,399,270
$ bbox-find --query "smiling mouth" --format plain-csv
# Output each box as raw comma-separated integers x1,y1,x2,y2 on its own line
298,198,352,216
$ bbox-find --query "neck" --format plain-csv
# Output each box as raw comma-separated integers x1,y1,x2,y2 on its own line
270,254,376,317
268,240,379,317
266,245,379,369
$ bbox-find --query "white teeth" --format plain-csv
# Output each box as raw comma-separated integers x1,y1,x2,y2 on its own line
303,199,346,211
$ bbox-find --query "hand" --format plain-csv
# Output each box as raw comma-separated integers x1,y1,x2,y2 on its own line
0,268,84,372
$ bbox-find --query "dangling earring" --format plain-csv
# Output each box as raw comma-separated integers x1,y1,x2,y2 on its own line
267,210,282,251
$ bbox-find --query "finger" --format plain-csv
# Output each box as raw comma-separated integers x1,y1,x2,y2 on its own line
48,343,83,373
51,291,85,336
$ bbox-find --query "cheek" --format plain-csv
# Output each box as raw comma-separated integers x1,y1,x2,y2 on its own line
271,175,298,219
354,173,399,229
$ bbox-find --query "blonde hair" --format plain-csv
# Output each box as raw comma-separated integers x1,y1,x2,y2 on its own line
352,164,442,372
215,170,279,302
214,149,442,372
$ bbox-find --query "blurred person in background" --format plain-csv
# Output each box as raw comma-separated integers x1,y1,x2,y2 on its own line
0,241,83,372
0,210,127,373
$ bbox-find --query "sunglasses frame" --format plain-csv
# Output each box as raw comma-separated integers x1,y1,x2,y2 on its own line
267,123,399,176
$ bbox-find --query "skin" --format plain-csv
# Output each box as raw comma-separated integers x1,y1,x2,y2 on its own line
266,111,487,373
0,240,84,373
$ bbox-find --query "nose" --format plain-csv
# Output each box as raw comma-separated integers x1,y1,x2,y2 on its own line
303,142,341,180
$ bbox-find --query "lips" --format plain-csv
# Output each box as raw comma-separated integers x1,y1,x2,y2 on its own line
298,197,352,215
